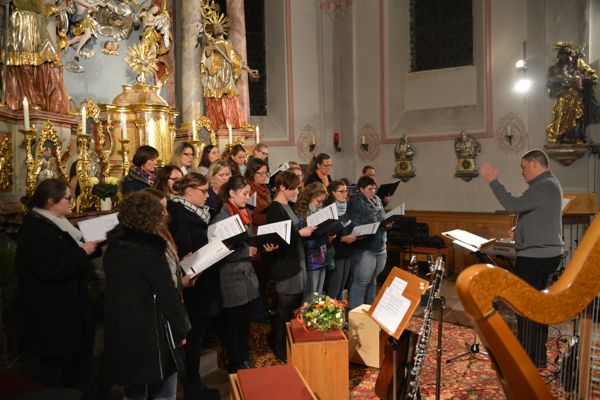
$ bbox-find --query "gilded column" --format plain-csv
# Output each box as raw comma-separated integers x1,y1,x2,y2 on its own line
227,0,251,121
180,0,203,125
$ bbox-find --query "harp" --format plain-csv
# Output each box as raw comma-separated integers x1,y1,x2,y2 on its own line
456,214,600,399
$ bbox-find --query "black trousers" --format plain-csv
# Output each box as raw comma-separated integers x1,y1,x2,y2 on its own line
514,255,562,368
271,292,303,358
220,300,255,372
184,316,210,385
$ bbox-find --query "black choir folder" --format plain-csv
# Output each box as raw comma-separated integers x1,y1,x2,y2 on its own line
306,203,343,236
376,180,401,199
246,220,292,251
442,229,496,252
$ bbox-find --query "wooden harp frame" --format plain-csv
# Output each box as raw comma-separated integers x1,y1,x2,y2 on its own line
456,213,600,399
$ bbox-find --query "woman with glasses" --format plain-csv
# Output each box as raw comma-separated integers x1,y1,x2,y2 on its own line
169,142,196,175
250,143,269,162
244,158,272,322
122,145,160,195
347,176,390,309
167,173,221,399
198,145,220,175
153,165,183,200
325,180,358,301
16,179,101,398
104,191,191,400
304,153,333,188
225,144,247,176
294,182,333,301
264,172,317,361
205,159,231,210
212,176,277,372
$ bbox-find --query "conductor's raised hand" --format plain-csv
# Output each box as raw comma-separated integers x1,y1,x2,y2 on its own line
480,162,499,183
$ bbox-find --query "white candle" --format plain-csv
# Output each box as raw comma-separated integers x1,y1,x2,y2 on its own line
227,122,233,144
361,135,366,145
23,97,30,130
81,106,87,135
256,126,260,143
192,119,197,141
121,113,127,140
311,135,316,145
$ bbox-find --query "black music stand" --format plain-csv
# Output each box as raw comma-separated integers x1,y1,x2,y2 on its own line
445,331,488,364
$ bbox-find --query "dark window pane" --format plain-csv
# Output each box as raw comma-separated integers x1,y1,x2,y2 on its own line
410,0,473,72
244,0,267,116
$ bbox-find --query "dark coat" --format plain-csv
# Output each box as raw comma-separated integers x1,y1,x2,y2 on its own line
103,225,190,385
167,201,221,318
264,201,304,281
304,171,332,188
121,168,151,196
16,212,94,357
211,207,259,308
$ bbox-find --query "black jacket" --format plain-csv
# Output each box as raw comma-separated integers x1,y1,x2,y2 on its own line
16,212,94,357
103,225,190,385
121,168,151,196
264,201,303,281
304,171,332,188
167,201,221,318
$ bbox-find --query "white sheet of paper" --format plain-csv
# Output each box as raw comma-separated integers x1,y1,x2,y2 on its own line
180,240,234,277
274,162,289,174
257,220,292,244
350,222,380,236
306,203,338,227
389,277,408,295
372,277,411,333
442,229,490,249
207,214,245,242
78,213,119,242
384,203,405,219
248,192,257,207
561,197,572,212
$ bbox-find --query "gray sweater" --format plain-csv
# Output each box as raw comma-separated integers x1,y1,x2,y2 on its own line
489,170,563,258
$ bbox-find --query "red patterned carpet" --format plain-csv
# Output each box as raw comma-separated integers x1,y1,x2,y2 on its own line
249,317,509,399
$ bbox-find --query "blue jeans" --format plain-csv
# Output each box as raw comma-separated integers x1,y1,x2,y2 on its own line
303,267,327,302
349,249,387,309
123,372,177,400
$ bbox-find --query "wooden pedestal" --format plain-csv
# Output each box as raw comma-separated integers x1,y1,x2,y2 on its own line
286,322,349,400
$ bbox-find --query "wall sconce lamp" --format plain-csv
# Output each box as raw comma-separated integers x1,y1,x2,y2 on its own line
309,135,316,153
514,41,532,93
333,132,341,152
360,135,368,152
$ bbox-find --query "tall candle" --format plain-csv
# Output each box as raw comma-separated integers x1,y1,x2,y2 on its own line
81,106,87,135
311,135,316,145
23,97,30,130
192,119,197,141
227,122,233,144
121,113,127,140
361,135,366,145
256,126,260,143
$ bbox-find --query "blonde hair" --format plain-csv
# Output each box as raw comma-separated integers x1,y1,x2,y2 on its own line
206,159,230,186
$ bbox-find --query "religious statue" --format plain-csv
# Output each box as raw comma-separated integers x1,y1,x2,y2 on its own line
199,2,260,130
65,0,108,60
393,135,416,182
1,0,70,113
124,2,171,86
546,41,600,144
454,131,481,180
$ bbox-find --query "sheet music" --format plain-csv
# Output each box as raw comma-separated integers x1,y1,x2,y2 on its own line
257,220,292,244
248,192,257,207
372,277,411,333
306,203,338,227
384,203,405,219
180,240,234,277
342,219,352,228
78,212,119,242
207,214,245,242
350,222,380,236
442,229,491,249
274,162,289,174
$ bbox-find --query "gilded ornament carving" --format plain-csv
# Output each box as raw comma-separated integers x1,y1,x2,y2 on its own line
0,136,13,190
26,121,69,197
454,131,481,182
393,135,416,182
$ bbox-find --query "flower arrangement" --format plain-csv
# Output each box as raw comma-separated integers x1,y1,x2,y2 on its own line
296,294,347,332
91,176,120,200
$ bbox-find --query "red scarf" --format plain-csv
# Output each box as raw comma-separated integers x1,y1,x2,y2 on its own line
225,200,252,227
251,181,271,203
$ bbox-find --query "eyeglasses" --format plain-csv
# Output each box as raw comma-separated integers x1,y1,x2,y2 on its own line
193,187,209,194
255,171,268,176
320,163,333,168
256,149,269,156
63,195,73,201
182,152,194,157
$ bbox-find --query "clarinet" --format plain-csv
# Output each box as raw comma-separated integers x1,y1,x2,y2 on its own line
406,256,445,399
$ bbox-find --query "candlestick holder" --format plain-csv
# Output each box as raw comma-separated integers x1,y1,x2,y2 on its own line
190,139,203,168
361,143,369,152
119,138,131,175
76,129,97,212
20,126,37,197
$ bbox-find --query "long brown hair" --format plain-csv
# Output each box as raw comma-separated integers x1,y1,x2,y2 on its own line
293,182,327,218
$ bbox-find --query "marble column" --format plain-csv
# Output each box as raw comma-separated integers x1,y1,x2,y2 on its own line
227,0,251,121
180,0,203,125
